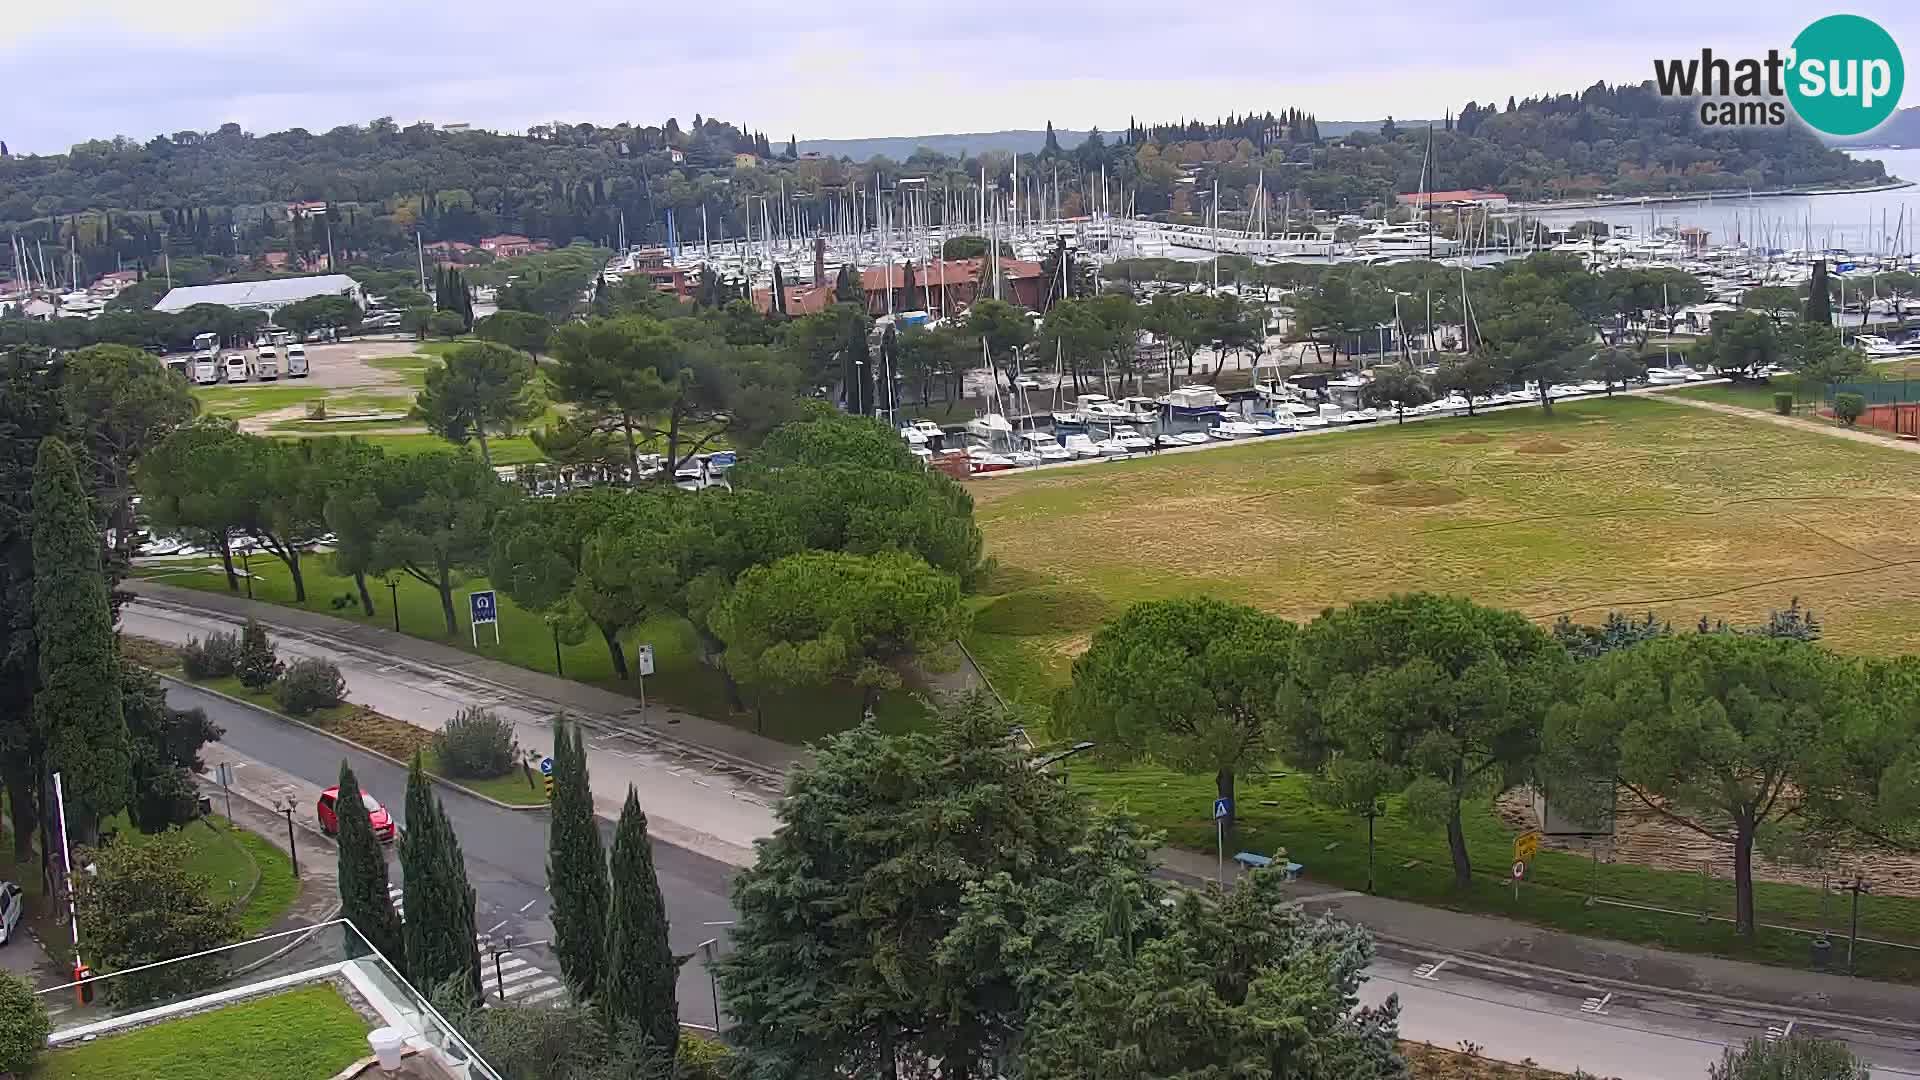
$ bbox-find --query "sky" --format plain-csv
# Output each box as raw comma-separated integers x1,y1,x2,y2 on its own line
3,1,1918,155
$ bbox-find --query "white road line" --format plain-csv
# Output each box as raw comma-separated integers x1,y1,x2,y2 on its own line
493,967,548,988
1581,992,1613,1015
518,899,539,913
1412,958,1451,980
484,918,509,936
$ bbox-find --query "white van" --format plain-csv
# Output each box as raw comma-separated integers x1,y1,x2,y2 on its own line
224,352,251,383
255,345,280,380
192,352,221,385
286,342,308,378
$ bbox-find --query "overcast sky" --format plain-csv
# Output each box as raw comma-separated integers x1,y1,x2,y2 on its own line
3,1,1917,154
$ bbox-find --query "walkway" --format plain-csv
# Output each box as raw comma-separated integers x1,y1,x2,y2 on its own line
1654,392,1920,454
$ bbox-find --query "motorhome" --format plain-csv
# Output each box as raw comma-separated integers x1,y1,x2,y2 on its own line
254,345,280,380
224,352,251,383
285,342,309,377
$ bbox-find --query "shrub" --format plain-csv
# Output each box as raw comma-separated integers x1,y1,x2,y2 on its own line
128,766,203,833
677,1031,734,1079
180,631,241,679
431,705,519,779
235,620,284,690
275,657,348,716
0,969,50,1075
1833,392,1866,426
1772,391,1794,415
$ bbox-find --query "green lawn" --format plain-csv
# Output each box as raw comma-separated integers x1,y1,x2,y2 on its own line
363,352,438,387
969,394,1920,978
138,558,924,743
1657,378,1796,411
1075,764,1920,982
107,814,296,934
190,384,329,420
33,984,370,1080
423,752,547,805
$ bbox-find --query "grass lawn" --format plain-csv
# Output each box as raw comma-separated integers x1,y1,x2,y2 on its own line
32,983,370,1080
969,395,1920,977
190,384,330,420
137,559,925,743
105,813,296,934
1657,378,1797,411
1075,764,1920,982
364,352,438,387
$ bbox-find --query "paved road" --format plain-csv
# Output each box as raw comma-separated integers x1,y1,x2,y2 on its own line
167,682,737,1028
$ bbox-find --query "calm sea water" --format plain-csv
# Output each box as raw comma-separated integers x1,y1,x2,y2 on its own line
1525,149,1920,254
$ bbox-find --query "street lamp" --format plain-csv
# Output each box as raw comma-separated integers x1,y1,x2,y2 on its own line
238,544,254,599
698,937,722,1031
384,577,400,632
275,795,300,879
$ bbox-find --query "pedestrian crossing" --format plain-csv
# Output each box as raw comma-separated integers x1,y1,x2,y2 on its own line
388,886,569,1008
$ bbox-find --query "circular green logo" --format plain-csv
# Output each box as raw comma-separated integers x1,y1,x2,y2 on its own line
1787,15,1905,136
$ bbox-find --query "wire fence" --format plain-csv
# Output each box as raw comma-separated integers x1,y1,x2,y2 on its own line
1826,378,1920,405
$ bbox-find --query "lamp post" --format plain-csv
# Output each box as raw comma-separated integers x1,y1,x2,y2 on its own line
275,796,300,879
238,544,254,599
698,937,722,1031
385,577,400,632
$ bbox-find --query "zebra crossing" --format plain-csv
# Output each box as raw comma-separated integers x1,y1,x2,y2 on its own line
388,886,569,1007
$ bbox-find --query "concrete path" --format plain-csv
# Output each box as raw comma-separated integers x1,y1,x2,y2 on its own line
1654,392,1920,453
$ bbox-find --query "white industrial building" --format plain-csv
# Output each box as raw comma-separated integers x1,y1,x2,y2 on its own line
153,273,364,315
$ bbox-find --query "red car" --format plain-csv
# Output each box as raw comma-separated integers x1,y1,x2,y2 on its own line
317,786,397,843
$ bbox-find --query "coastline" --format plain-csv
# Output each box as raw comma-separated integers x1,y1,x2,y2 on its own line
1512,178,1915,214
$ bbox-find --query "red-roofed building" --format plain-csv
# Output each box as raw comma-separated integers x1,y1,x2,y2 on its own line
754,257,1049,318
623,247,695,299
424,240,476,259
478,234,551,258
1396,189,1509,210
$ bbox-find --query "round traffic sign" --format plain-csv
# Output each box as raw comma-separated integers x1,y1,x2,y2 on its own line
539,756,554,776
1512,860,1527,880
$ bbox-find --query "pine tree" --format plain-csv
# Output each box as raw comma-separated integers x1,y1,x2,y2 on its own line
400,754,482,1002
547,718,609,1001
600,786,677,1057
32,437,130,843
1044,121,1062,156
785,134,798,160
335,760,404,968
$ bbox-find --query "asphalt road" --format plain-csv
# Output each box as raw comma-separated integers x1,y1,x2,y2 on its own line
165,681,739,1028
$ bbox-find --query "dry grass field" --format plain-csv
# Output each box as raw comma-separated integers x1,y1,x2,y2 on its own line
967,395,1920,715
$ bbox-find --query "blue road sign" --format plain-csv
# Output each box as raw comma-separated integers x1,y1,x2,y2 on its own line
539,757,554,776
1213,797,1232,820
469,590,498,625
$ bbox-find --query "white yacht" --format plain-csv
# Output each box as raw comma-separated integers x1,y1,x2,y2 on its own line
1246,413,1296,435
1118,396,1161,424
1018,431,1074,463
1110,425,1156,452
1060,433,1103,459
966,413,1016,442
1163,384,1229,416
965,445,1016,473
1854,334,1916,358
1074,394,1131,423
1208,420,1263,440
1351,221,1460,256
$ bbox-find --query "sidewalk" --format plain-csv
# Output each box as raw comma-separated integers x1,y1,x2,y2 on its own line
197,743,342,933
1156,847,1920,1028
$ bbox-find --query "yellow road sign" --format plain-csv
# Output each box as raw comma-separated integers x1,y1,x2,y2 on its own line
1514,830,1542,862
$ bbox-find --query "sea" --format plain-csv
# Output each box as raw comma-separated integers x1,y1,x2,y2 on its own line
1523,149,1920,255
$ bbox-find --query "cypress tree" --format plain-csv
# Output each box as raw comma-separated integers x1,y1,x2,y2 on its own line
400,754,482,1002
1806,260,1832,325
32,437,130,843
335,760,405,967
600,786,677,1057
547,717,609,1001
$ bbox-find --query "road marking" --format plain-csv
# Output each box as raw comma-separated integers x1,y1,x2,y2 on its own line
1581,992,1612,1015
484,918,509,936
1412,958,1450,980
1294,890,1362,904
1766,1020,1796,1043
518,899,539,913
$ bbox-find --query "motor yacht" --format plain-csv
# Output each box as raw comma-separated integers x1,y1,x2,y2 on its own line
1018,431,1075,463
1246,413,1296,435
1163,384,1229,416
1110,425,1156,452
966,446,1016,473
1351,220,1460,256
1061,433,1103,458
1208,420,1264,440
966,413,1016,441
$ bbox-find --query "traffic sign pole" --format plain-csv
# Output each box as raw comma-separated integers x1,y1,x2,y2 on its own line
1212,797,1232,884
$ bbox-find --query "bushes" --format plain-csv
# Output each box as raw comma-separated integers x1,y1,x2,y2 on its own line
431,706,518,779
236,620,284,690
275,657,348,716
0,969,50,1076
1833,392,1866,426
1772,391,1794,416
180,631,241,679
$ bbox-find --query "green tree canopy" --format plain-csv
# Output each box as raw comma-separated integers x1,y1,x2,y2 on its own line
363,450,516,635
76,831,239,1005
547,717,610,1001
1061,597,1297,837
60,343,196,550
1360,367,1434,422
413,341,543,465
1542,632,1869,936
1692,310,1782,380
1282,593,1571,889
400,754,482,1001
335,760,405,969
599,786,677,1056
475,310,554,358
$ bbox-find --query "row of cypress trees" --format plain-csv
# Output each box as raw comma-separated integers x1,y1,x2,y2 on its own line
331,715,678,1053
